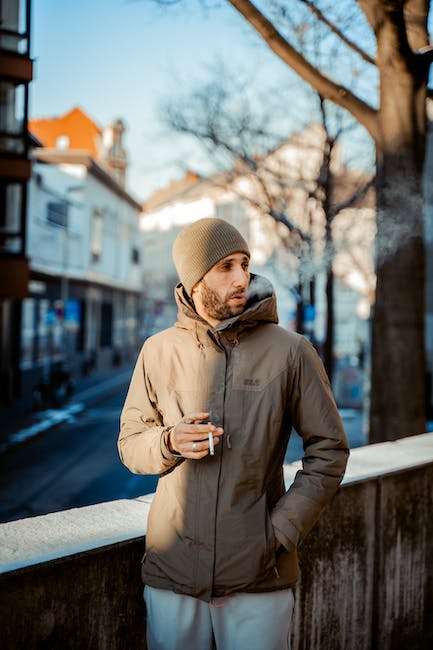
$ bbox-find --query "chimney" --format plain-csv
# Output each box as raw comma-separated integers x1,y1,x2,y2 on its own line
100,119,127,187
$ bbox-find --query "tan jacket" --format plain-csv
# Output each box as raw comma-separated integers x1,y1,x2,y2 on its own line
119,276,349,602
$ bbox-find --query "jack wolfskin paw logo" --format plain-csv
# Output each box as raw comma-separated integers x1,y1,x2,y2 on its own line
243,378,261,387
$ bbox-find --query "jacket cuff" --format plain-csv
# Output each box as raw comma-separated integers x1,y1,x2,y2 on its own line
160,426,182,461
271,512,300,554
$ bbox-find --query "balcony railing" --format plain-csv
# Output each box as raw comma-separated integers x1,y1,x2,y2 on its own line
1,432,432,649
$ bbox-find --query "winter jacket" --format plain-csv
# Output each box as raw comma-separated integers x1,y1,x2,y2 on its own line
118,275,349,602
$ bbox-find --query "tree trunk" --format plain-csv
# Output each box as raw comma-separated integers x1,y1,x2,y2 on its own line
296,281,304,335
320,127,334,385
324,267,334,383
369,9,428,442
370,153,426,441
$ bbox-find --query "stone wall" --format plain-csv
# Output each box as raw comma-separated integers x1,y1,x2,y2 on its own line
293,464,433,649
0,538,146,649
1,434,432,649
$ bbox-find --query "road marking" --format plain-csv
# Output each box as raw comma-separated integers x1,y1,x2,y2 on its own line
5,404,85,450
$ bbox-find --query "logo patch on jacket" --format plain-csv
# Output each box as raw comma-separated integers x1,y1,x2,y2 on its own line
243,378,261,387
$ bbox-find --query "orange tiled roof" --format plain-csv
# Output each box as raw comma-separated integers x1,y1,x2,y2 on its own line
29,106,101,159
143,171,202,210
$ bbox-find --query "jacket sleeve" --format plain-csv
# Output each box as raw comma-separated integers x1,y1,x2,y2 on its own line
118,343,183,475
270,336,349,552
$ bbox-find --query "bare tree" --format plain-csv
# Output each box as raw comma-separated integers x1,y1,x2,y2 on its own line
314,96,374,381
152,0,431,441
224,0,431,441
162,70,374,384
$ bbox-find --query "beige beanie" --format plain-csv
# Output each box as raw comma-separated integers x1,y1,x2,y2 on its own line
172,217,250,295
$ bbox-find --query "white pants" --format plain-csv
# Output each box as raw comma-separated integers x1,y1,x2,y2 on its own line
144,585,294,650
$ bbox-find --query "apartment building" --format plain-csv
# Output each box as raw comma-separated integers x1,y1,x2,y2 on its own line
17,106,143,407
0,0,33,406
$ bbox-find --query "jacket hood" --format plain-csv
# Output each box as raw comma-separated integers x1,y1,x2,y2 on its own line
174,273,279,341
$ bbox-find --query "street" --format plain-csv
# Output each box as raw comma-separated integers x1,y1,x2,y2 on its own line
0,385,366,524
0,388,158,523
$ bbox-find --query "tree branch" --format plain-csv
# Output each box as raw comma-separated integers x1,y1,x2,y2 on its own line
226,0,379,141
358,0,430,63
355,0,384,34
209,168,312,252
404,0,431,52
299,0,376,66
329,177,375,219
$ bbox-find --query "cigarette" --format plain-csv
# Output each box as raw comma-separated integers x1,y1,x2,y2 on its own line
208,431,215,455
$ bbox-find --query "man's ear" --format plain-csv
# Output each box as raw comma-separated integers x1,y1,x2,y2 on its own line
188,282,199,308
191,280,200,298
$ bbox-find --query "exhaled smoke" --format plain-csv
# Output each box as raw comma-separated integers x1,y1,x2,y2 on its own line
374,182,424,264
247,274,274,302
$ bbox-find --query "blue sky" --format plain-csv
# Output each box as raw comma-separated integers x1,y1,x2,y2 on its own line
30,1,382,202
31,0,295,201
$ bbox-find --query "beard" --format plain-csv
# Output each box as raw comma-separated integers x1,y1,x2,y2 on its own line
200,279,245,321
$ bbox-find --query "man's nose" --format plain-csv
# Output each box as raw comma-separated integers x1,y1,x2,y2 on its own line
233,266,248,287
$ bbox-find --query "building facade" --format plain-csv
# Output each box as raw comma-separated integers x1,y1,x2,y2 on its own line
19,142,143,407
0,0,33,406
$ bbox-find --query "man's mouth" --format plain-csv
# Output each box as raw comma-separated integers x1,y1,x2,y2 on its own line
230,293,247,302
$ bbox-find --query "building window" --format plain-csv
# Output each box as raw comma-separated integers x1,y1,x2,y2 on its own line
100,302,113,347
20,297,35,369
46,200,67,227
0,0,30,55
36,299,50,364
76,300,86,353
0,181,22,231
0,81,26,154
0,181,23,253
91,210,102,263
131,247,140,264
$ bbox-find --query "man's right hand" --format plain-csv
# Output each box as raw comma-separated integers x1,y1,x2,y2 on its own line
168,412,223,459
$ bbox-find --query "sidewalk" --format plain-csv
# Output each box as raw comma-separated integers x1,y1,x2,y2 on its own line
1,364,132,453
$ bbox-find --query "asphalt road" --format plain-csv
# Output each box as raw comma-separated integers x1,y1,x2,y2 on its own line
0,389,158,523
0,387,366,524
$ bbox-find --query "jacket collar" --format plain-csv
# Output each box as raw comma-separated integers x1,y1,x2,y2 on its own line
174,274,278,345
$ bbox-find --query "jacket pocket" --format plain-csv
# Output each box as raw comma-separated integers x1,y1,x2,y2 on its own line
264,499,277,571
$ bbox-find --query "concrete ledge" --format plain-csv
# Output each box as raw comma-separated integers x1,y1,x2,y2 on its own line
283,431,433,486
0,495,153,574
1,433,433,575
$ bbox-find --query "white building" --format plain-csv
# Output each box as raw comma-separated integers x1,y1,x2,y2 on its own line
19,143,142,404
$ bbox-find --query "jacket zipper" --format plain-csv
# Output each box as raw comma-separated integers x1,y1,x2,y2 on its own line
210,338,230,597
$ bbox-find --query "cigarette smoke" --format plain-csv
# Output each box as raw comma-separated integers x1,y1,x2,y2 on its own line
247,274,274,302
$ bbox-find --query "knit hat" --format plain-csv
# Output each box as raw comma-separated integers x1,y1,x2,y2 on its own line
172,217,250,295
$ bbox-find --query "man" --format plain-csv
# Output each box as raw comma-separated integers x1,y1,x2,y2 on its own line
119,217,349,649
